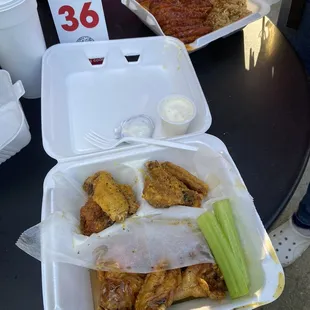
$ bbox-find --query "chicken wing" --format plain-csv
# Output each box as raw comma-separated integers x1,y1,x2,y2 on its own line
143,161,202,208
83,172,101,195
161,162,208,196
137,0,151,9
135,269,182,310
119,184,140,215
148,0,213,44
97,271,145,310
83,171,139,222
86,171,129,222
80,198,113,236
174,264,226,301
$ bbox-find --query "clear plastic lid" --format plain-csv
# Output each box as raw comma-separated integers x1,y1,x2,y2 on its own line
115,114,155,138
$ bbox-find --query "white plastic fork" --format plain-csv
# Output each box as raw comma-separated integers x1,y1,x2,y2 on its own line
85,131,198,152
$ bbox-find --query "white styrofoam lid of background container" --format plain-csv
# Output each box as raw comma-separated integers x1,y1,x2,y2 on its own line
0,70,25,148
41,36,211,161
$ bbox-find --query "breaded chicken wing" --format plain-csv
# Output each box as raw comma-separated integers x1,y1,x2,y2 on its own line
143,161,202,208
83,171,139,222
161,162,208,196
174,264,226,301
80,198,113,236
97,271,145,310
88,171,129,222
135,269,182,310
119,184,140,215
83,172,101,195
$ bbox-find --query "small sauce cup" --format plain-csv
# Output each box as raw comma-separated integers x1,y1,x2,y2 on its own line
158,95,196,137
116,114,155,138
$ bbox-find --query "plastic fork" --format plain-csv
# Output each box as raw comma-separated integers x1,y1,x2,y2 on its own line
85,131,198,152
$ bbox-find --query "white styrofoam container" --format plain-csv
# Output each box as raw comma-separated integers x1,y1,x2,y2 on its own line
40,37,284,310
0,70,31,164
121,0,280,52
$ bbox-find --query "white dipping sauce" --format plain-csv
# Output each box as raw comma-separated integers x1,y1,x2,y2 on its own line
158,95,196,137
160,96,195,123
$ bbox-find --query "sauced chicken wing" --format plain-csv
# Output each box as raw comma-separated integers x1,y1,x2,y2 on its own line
80,198,113,236
174,264,226,301
161,162,208,196
138,0,151,9
146,0,213,44
135,269,182,310
138,0,250,45
143,161,202,208
97,271,145,310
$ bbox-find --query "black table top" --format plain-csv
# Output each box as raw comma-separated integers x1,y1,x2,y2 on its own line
1,1,310,309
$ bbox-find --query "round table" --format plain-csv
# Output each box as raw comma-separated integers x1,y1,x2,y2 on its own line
1,1,310,309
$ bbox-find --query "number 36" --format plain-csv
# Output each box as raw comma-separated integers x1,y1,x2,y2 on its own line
59,2,99,32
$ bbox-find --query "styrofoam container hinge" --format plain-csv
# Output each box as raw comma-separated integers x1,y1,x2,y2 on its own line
13,80,25,99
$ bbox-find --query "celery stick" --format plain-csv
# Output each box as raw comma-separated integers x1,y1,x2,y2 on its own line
213,199,249,286
197,212,249,299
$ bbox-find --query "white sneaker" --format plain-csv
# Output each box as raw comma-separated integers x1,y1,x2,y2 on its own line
269,218,310,267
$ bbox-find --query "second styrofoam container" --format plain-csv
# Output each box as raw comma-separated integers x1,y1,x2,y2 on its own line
0,0,46,98
121,0,280,52
0,70,31,164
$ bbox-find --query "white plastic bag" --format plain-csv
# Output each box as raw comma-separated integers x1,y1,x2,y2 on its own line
17,208,214,272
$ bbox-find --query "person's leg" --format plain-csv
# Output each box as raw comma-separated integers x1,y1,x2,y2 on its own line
269,183,310,267
294,0,310,75
293,183,310,228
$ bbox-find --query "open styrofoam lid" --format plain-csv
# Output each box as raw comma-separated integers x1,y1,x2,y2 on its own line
41,37,211,160
0,70,24,148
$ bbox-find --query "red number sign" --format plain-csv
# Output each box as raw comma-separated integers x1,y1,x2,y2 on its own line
59,5,79,31
59,2,99,32
80,2,99,28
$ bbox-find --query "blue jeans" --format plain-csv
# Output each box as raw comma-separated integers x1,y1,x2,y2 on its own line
293,184,310,228
293,0,310,75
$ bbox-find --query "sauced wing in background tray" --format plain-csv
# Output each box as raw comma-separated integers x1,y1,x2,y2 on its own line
137,0,213,44
136,0,250,44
